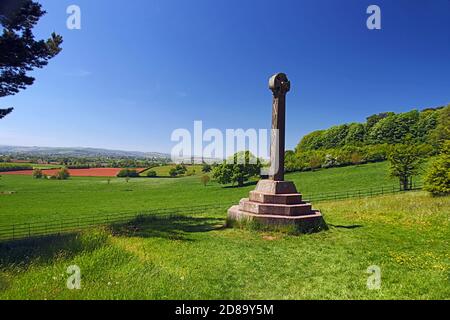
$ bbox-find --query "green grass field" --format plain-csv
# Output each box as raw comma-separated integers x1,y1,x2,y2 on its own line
0,161,403,225
0,163,62,170
141,164,203,177
0,191,448,299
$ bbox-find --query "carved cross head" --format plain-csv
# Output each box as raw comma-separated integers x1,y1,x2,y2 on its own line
269,73,290,98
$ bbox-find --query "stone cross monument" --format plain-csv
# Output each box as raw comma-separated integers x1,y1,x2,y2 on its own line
227,73,326,233
269,73,290,181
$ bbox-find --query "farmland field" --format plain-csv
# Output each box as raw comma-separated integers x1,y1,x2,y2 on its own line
0,161,415,226
0,168,145,177
0,191,448,299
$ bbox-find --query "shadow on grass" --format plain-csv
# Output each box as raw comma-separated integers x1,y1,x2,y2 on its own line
223,181,258,189
111,215,226,241
0,215,225,270
0,231,108,270
328,224,363,230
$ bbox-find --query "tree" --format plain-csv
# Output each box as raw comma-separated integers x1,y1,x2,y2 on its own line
32,168,42,179
424,141,450,196
0,0,63,118
175,164,187,175
54,167,70,180
345,123,366,146
201,163,212,173
169,168,178,178
200,175,210,187
388,144,423,191
117,169,139,178
146,170,157,177
429,105,450,151
0,107,13,119
212,151,261,187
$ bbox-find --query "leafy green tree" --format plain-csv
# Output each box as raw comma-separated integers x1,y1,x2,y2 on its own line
368,114,398,144
146,170,157,177
117,169,139,178
296,130,325,151
321,124,349,149
345,123,366,145
424,141,450,196
388,144,423,191
175,164,187,175
212,151,261,187
429,105,450,151
366,112,394,130
0,0,63,118
169,168,178,177
285,150,302,172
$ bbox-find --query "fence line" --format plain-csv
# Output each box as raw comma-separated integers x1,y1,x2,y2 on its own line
0,183,422,242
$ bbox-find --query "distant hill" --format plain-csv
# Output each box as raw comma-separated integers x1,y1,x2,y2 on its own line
0,145,170,159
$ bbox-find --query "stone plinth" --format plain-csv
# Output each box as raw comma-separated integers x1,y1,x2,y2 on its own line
227,180,326,233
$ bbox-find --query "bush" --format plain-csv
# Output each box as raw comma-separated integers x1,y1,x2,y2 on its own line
146,170,157,177
175,164,187,175
55,168,70,180
169,168,178,177
200,175,210,186
202,164,212,173
32,168,43,179
117,169,139,178
0,164,32,172
424,142,450,196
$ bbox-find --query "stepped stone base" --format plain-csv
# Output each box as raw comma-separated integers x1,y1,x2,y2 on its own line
227,180,326,233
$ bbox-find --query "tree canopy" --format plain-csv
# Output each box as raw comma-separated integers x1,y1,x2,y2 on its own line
296,106,448,152
0,0,63,118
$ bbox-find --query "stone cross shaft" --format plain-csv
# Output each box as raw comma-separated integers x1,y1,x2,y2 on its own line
269,73,290,181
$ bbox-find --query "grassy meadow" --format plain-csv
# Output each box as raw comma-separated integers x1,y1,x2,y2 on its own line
141,164,203,177
0,191,448,299
0,161,402,225
0,160,447,300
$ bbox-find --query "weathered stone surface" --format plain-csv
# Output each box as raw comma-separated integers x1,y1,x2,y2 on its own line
239,199,312,216
269,73,290,182
249,191,302,205
228,206,326,232
255,180,298,194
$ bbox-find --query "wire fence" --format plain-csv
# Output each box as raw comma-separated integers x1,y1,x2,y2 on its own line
0,183,423,242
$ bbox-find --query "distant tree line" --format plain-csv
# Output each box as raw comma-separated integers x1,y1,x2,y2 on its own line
286,105,449,172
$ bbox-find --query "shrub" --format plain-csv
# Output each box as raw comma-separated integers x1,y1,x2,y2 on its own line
169,168,178,177
55,168,70,180
146,170,157,177
117,169,139,178
32,168,43,179
175,164,187,175
202,164,212,173
424,142,450,196
200,175,210,186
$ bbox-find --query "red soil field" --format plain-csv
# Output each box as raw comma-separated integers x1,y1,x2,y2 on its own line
1,168,146,177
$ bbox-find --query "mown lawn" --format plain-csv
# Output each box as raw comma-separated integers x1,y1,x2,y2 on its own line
0,191,448,299
0,162,401,225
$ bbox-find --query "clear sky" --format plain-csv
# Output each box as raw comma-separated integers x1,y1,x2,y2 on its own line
1,0,449,153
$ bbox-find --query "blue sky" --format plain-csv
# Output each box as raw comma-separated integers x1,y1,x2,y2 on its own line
1,0,449,153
